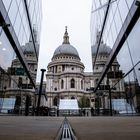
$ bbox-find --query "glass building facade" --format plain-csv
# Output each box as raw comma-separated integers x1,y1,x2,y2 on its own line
0,0,42,114
91,0,140,113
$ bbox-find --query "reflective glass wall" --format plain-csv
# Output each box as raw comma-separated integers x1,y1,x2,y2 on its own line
0,0,42,115
91,0,140,114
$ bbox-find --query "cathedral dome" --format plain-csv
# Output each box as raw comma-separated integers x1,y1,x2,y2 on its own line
22,42,39,55
92,30,111,56
92,43,111,56
22,28,39,56
52,27,80,59
53,44,79,58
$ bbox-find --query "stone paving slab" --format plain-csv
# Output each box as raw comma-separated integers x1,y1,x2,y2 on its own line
0,116,64,140
68,117,140,140
0,116,140,140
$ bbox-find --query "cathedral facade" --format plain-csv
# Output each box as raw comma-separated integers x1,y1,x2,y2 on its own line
45,27,124,109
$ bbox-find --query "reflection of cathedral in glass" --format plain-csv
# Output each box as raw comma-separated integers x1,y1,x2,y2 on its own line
0,0,42,115
11,28,39,88
91,0,140,112
0,29,39,114
45,27,125,108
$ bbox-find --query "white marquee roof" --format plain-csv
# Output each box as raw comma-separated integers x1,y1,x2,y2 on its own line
59,99,79,110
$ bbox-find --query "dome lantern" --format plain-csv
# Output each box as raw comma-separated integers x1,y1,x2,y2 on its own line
63,26,70,44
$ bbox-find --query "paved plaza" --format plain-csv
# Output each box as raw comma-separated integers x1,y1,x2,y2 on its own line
68,117,140,140
0,116,64,140
0,116,140,140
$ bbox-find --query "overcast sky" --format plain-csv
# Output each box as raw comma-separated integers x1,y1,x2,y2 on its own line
37,0,92,82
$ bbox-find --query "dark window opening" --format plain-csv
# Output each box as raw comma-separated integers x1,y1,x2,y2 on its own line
71,79,75,88
61,80,64,89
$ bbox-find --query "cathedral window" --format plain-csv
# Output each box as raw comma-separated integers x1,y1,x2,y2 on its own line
61,80,64,89
62,65,65,71
55,66,57,73
61,96,64,99
81,80,83,89
91,99,94,102
71,79,75,88
52,67,54,73
71,96,75,99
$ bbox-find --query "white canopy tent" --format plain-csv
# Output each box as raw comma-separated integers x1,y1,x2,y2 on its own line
59,99,79,110
112,99,136,114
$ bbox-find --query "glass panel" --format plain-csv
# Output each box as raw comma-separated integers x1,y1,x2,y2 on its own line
2,0,12,11
8,1,18,26
127,18,140,66
14,12,22,38
125,0,134,9
114,8,122,35
29,0,35,22
0,31,15,69
118,0,129,24
15,0,21,7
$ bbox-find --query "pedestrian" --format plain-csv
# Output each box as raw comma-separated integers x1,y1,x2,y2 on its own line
91,107,94,116
83,109,86,116
57,109,59,116
87,111,89,116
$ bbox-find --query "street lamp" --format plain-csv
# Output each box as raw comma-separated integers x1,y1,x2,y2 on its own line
138,68,140,85
106,79,112,116
96,92,100,116
36,69,46,116
50,86,53,107
3,86,7,98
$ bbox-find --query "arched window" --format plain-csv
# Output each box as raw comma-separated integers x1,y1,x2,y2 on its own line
61,80,64,89
61,96,64,99
81,80,83,89
62,65,65,71
71,79,75,88
71,96,75,99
